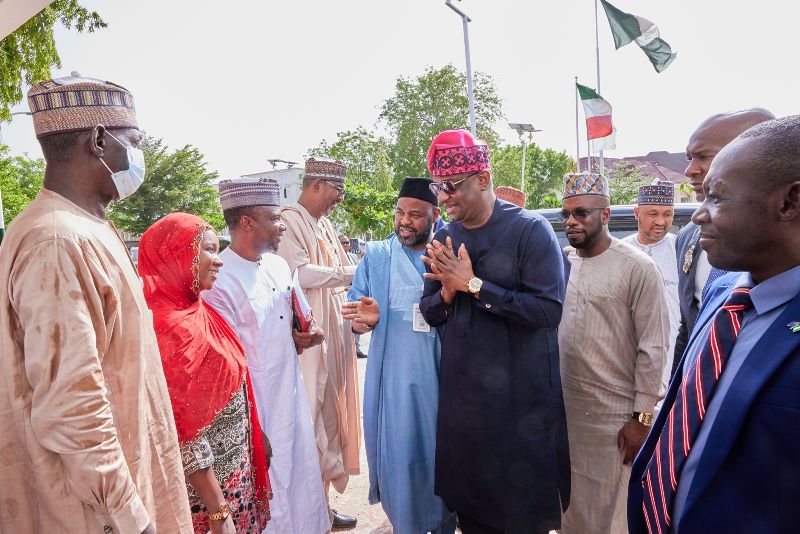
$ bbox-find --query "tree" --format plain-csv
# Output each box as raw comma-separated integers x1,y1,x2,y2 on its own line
107,136,224,234
490,144,576,208
308,127,394,191
0,1,106,120
606,161,651,205
379,65,504,184
0,146,45,227
308,127,397,237
335,181,397,240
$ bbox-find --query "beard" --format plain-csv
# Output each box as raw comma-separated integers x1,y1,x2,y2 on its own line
396,217,433,247
568,224,603,249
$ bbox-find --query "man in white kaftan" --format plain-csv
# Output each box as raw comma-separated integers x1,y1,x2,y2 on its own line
203,178,330,533
622,180,680,398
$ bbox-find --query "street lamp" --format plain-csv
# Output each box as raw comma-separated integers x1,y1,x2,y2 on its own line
508,123,541,193
445,0,476,138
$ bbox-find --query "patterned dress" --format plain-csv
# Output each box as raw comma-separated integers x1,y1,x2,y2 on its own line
181,386,271,533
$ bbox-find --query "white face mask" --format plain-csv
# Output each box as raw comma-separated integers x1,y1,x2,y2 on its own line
99,132,146,200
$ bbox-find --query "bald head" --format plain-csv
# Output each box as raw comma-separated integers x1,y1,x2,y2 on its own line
685,108,775,201
692,108,776,147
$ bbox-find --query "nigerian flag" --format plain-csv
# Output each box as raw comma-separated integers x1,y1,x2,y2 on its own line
600,0,676,73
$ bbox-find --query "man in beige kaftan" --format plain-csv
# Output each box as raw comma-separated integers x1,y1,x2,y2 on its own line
0,76,192,533
558,173,669,534
277,158,360,529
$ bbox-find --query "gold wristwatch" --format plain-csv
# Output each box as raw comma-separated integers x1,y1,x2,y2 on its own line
208,502,231,522
467,277,483,294
632,411,654,427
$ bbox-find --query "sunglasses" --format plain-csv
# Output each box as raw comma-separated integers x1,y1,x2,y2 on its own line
428,171,481,196
559,207,605,222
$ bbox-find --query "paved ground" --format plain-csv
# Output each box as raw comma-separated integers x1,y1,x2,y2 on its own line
328,335,394,534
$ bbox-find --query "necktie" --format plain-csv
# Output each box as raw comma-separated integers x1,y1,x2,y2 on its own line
641,287,753,532
701,267,728,302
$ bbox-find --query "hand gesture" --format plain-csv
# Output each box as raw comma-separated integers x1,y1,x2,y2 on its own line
421,236,475,301
341,296,380,326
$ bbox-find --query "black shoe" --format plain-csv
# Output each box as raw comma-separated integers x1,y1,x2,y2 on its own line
356,349,367,359
331,509,357,530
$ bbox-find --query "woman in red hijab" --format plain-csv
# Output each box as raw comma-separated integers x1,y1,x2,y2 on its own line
139,213,270,534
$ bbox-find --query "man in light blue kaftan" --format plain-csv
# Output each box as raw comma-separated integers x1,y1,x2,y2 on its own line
346,178,456,534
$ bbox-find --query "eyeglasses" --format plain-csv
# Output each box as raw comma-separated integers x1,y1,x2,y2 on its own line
428,171,481,196
558,207,605,222
321,179,345,196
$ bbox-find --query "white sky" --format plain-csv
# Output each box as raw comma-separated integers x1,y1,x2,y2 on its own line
2,0,797,180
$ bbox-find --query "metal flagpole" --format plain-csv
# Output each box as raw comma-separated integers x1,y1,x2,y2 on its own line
575,77,580,174
594,0,605,176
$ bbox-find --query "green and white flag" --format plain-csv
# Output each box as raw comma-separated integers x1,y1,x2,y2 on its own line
600,0,676,73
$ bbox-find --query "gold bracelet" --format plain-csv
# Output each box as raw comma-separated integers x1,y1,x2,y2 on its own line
208,502,231,522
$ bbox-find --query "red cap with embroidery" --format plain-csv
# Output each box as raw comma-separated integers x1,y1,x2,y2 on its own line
427,129,491,177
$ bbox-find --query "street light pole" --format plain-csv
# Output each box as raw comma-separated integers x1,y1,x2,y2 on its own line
508,123,541,194
445,0,476,138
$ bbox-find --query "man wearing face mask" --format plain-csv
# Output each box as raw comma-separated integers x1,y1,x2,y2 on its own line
0,75,193,533
276,158,360,530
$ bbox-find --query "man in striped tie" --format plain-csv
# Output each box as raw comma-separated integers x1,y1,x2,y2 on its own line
628,115,800,533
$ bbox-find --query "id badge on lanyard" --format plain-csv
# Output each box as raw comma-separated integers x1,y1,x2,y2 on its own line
412,303,431,333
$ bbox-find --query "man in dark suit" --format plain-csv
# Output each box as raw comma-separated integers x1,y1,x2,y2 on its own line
671,108,775,378
629,115,800,533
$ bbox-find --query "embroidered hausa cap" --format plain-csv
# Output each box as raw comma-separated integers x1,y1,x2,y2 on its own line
304,158,347,183
562,172,610,199
398,177,438,206
638,179,675,206
27,72,137,139
218,178,280,210
495,186,527,208
427,129,491,177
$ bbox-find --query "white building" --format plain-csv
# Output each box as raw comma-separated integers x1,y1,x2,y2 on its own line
237,166,304,206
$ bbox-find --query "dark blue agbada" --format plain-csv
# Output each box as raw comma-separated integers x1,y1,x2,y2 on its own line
420,200,571,533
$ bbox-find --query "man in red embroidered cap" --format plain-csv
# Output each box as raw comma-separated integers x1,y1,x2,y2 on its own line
420,129,570,533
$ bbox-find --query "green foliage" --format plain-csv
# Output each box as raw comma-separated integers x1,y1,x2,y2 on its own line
379,65,504,183
308,127,394,191
107,136,224,234
0,1,106,120
607,161,651,205
0,146,45,227
309,127,398,237
333,180,397,240
490,144,576,208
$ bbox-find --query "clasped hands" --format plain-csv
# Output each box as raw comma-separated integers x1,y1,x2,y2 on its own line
421,236,476,303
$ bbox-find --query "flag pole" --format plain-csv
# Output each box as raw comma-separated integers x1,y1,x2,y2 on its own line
594,0,605,176
575,77,580,173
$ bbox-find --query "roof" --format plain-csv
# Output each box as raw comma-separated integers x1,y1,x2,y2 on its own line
579,151,689,184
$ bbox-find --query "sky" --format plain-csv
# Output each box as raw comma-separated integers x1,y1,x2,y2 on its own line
2,0,798,180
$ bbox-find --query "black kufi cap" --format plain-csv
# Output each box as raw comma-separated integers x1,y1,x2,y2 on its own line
398,177,438,206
